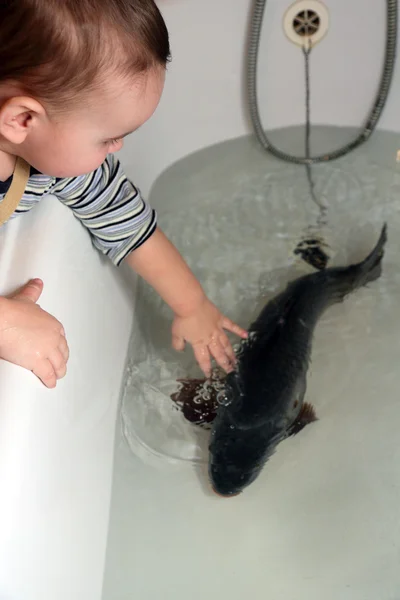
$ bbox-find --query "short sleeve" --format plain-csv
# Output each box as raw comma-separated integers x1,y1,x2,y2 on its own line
51,154,157,265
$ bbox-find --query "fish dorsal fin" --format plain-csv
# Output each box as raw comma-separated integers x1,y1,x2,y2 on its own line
287,402,318,436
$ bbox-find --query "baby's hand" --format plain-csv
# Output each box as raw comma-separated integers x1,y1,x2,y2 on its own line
0,279,69,388
171,297,248,377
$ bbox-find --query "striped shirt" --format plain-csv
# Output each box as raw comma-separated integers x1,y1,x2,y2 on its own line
0,153,157,266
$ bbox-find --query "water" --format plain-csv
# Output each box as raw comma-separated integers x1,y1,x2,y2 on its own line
103,126,400,600
120,125,400,465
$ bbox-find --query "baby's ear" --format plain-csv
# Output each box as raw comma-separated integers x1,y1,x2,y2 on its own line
0,96,45,144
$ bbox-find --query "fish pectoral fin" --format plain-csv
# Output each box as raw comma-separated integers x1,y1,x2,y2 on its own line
287,402,318,437
170,378,207,403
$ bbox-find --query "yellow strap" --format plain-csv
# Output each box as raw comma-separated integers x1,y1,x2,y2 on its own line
0,157,30,226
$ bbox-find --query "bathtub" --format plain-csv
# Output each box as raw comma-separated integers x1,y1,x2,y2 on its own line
1,0,400,599
0,197,136,600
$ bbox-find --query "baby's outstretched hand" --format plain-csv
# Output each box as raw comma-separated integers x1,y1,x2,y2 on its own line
171,297,248,377
0,279,69,388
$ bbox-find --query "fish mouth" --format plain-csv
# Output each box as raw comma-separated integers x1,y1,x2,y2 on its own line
211,487,242,498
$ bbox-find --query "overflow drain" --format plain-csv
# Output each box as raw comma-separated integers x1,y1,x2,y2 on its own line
284,0,329,47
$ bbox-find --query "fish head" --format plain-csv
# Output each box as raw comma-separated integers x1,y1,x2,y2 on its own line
208,414,282,497
208,462,255,497
208,374,312,496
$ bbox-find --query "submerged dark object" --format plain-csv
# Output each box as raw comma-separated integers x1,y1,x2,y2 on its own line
171,376,221,427
294,236,330,270
207,224,387,496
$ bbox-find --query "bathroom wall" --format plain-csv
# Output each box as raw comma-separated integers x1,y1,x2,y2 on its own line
120,0,400,196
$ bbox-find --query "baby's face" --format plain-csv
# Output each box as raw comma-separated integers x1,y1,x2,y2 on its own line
22,67,165,178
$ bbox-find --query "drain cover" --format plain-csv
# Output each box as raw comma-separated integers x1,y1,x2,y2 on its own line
293,9,320,36
284,0,329,47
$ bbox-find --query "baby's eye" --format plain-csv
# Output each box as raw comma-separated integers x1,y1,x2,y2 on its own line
108,138,122,146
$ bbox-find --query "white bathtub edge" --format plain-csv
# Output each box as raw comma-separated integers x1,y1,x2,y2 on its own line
0,197,135,600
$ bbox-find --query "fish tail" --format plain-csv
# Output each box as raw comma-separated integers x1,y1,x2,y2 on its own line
326,223,387,301
354,223,387,287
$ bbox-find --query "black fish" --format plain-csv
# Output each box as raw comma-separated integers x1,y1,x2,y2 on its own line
208,224,387,497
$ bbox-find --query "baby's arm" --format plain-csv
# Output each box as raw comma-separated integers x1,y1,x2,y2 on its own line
52,154,247,376
126,227,247,376
0,279,69,387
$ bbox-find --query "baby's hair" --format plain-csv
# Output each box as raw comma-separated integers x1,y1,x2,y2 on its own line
0,0,171,114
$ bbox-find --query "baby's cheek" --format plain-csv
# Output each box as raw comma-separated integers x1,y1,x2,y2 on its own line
85,150,109,173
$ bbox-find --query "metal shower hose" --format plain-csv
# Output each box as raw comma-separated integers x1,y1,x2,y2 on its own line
247,0,398,165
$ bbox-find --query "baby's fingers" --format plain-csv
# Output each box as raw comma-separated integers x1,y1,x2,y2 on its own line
49,348,67,380
59,335,70,363
193,344,212,378
219,332,237,366
172,334,185,352
221,317,248,339
33,359,57,389
209,338,234,374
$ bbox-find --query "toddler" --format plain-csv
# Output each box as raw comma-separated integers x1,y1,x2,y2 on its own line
0,0,247,388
